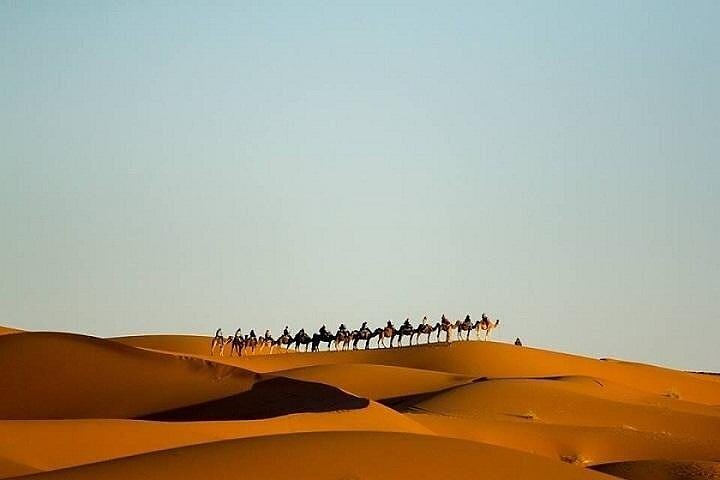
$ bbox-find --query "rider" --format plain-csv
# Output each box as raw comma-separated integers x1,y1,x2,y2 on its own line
464,314,472,324
403,318,412,329
386,320,394,329
441,314,450,326
422,316,428,325
319,324,328,336
338,323,347,333
264,329,272,340
283,326,290,337
249,329,257,339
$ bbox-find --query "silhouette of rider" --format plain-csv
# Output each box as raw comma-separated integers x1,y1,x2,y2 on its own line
249,329,256,339
403,318,412,328
464,314,471,323
319,324,328,336
338,323,347,332
386,320,394,329
441,314,450,325
283,326,290,337
264,329,272,340
422,316,428,325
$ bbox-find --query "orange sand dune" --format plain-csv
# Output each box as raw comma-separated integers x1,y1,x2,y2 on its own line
591,460,720,479
401,378,720,437
11,431,616,480
274,363,475,399
0,403,431,478
0,332,257,419
121,338,720,405
410,415,720,466
5,330,720,479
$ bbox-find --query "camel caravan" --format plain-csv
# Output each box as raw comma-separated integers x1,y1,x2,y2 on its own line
210,313,500,357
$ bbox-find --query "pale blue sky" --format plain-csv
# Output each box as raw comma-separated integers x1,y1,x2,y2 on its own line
1,1,718,370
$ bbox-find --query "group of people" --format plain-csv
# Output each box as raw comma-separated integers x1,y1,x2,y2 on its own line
210,313,502,357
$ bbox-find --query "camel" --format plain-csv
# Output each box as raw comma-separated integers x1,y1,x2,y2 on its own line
275,331,293,350
289,330,312,351
478,315,500,341
394,319,414,347
210,329,225,356
352,324,377,350
228,329,244,357
410,322,437,345
333,329,352,351
436,315,459,343
312,330,335,352
378,323,397,348
457,315,480,341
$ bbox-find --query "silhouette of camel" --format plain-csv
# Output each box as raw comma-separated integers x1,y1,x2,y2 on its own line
457,315,480,341
229,329,244,357
210,329,225,356
352,325,378,350
394,319,415,347
289,330,312,351
410,322,437,345
378,323,397,348
312,330,335,352
333,329,352,350
436,316,459,343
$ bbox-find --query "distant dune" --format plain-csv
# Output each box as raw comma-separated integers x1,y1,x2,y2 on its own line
2,327,720,479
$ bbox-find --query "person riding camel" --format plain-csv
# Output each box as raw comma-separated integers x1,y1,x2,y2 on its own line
319,324,328,336
441,314,450,326
422,316,428,325
338,323,347,332
249,329,257,339
264,329,272,340
283,326,290,337
403,318,412,328
387,320,394,329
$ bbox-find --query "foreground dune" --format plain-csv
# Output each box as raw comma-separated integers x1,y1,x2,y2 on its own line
0,403,430,478
3,327,720,479
11,432,615,480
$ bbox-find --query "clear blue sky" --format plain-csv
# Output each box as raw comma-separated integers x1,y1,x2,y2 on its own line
1,1,718,370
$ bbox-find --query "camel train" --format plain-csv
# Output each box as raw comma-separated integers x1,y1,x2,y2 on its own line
210,313,500,357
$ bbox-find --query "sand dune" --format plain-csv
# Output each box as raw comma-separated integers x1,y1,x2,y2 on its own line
275,362,475,400
4,328,720,479
0,332,257,419
592,460,720,479
0,403,430,478
10,432,616,480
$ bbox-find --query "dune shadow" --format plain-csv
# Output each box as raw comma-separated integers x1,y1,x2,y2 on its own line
138,377,369,421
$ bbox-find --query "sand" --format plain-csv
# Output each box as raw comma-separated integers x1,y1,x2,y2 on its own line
2,327,719,479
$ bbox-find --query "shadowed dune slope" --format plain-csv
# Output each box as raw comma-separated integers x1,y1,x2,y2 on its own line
11,431,616,480
140,377,369,421
274,363,475,400
591,460,720,479
0,404,431,478
0,457,37,479
130,339,720,405
0,332,257,419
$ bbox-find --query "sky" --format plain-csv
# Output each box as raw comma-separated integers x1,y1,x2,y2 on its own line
1,1,718,371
